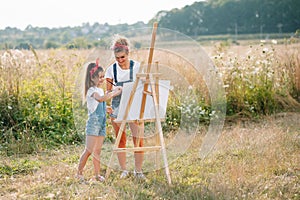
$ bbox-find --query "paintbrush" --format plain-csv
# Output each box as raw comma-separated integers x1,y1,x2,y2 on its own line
106,79,116,86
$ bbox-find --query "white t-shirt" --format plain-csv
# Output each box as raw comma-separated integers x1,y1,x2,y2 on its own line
105,60,140,88
86,86,104,114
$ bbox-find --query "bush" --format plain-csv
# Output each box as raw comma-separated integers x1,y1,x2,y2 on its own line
0,49,85,155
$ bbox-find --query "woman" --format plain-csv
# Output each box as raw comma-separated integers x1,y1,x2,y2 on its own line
105,35,145,179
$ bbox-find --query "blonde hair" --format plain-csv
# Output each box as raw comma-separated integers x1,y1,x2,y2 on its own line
111,34,130,54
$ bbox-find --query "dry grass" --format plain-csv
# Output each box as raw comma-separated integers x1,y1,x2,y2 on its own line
0,112,299,199
1,42,300,199
208,112,300,199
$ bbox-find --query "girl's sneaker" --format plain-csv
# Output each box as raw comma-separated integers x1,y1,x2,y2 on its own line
120,170,129,179
133,170,146,180
75,174,85,183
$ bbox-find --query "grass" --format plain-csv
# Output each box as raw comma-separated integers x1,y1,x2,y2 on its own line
0,112,299,199
1,39,300,199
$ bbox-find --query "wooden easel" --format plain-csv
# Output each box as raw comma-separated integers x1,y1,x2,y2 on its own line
105,22,172,185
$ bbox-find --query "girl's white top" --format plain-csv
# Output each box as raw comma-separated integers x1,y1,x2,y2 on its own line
86,86,104,114
105,60,140,88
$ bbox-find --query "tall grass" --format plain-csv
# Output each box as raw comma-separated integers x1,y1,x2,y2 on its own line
0,42,300,155
212,42,300,118
0,49,89,155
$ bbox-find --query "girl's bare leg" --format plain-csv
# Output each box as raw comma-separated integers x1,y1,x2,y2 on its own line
92,136,105,176
77,135,94,175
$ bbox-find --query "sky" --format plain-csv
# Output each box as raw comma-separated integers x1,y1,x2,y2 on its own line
0,0,199,30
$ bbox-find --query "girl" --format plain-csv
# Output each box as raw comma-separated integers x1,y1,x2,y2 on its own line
76,59,122,182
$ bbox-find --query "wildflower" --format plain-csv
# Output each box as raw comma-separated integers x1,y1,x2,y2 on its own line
262,47,268,53
271,40,277,44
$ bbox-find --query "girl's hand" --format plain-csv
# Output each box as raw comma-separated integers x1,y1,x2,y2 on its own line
106,106,113,114
112,86,122,96
105,86,122,99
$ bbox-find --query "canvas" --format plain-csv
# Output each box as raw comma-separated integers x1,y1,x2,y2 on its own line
115,80,171,122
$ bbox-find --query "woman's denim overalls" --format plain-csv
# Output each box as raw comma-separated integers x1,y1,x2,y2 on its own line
110,60,134,118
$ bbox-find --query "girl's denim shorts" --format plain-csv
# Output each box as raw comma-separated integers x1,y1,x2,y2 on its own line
85,103,106,136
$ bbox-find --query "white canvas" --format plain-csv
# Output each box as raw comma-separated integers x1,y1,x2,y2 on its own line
115,80,171,121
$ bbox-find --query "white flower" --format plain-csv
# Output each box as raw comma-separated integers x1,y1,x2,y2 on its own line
271,40,277,44
209,111,216,117
252,67,260,74
262,47,269,53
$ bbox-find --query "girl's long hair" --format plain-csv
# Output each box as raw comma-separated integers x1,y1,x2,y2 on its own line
83,62,104,104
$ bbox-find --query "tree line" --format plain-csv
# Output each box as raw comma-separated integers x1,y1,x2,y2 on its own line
153,0,300,36
0,0,299,49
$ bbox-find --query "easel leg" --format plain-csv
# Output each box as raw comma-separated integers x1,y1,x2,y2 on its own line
155,128,160,172
149,75,172,185
105,120,127,179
